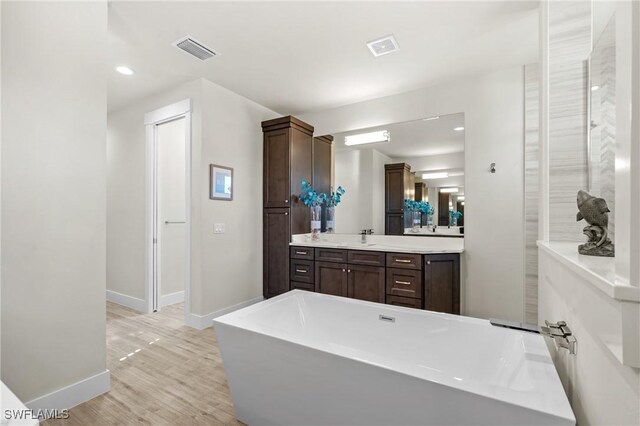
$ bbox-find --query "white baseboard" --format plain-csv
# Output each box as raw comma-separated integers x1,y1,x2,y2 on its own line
26,370,110,414
160,290,185,307
186,296,264,330
106,290,146,313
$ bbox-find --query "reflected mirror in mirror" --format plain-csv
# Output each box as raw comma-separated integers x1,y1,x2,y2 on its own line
588,5,615,241
332,113,465,238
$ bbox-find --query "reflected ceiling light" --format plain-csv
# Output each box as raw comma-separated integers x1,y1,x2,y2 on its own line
458,196,465,201
440,187,459,193
591,85,600,91
453,126,465,131
422,172,448,179
344,130,390,146
461,201,465,205
116,65,134,75
423,116,440,121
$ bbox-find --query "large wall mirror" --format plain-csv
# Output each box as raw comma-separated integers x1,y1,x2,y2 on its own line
331,112,465,238
588,3,616,240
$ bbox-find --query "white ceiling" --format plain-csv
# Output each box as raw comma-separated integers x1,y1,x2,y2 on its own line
107,1,539,114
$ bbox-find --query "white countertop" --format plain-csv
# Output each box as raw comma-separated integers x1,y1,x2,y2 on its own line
291,233,464,254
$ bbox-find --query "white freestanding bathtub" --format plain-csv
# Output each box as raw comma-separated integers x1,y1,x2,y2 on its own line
214,290,575,426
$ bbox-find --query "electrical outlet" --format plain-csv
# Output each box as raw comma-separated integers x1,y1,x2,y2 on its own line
214,223,225,234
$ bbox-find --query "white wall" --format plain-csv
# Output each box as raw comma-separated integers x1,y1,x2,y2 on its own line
301,66,526,322
1,1,108,404
107,78,278,319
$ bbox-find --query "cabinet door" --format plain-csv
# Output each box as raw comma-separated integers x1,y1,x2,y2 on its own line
263,129,290,208
290,128,313,234
385,213,405,236
263,208,290,298
348,265,385,303
315,261,348,297
424,254,460,314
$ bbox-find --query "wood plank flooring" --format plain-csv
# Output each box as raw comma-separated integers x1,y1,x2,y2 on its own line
44,302,242,426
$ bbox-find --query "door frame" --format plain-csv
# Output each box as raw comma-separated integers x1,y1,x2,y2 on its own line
144,99,192,322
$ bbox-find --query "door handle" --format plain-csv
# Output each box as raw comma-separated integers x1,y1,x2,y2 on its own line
164,220,186,225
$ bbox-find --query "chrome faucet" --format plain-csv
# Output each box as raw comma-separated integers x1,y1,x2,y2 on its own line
360,229,373,244
490,318,577,355
540,320,577,355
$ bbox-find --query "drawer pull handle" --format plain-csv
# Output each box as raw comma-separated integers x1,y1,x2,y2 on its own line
395,259,412,263
295,269,308,273
295,251,307,255
395,280,411,285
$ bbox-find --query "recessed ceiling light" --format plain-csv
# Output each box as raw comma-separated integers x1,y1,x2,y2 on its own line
423,116,440,121
345,130,390,146
422,172,448,179
453,126,465,132
116,66,134,76
366,35,400,57
440,187,459,193
591,85,600,91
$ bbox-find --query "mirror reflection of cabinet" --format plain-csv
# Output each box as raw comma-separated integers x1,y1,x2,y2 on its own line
384,163,412,235
438,192,450,226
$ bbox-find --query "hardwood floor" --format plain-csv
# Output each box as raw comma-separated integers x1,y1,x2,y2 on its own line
45,302,242,426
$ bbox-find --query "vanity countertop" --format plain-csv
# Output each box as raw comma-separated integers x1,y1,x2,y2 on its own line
290,233,464,254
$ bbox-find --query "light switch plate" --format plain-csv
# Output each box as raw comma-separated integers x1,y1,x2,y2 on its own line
214,223,225,234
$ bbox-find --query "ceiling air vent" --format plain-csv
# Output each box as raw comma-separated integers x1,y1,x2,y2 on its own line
173,36,219,61
366,34,400,57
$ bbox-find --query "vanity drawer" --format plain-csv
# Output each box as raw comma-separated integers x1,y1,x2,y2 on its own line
386,253,422,270
290,259,314,283
290,246,314,260
315,248,348,263
386,295,422,309
386,268,422,299
348,250,385,267
290,281,315,292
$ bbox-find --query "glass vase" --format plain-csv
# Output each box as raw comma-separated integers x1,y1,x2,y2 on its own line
326,206,336,234
310,205,321,241
411,211,421,233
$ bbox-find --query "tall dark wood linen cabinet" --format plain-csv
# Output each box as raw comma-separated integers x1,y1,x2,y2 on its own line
262,116,332,298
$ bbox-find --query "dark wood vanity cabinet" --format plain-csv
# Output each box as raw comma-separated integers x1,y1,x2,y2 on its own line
424,254,460,314
263,209,291,297
262,116,315,298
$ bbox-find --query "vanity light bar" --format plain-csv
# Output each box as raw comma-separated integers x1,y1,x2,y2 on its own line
344,130,390,146
422,172,448,179
440,187,459,193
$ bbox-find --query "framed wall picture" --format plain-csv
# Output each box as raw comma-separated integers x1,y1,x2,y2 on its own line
210,164,233,201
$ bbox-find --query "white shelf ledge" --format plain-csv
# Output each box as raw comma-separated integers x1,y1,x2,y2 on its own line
538,240,640,367
538,241,639,302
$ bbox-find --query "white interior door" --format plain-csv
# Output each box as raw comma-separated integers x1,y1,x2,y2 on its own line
155,117,186,310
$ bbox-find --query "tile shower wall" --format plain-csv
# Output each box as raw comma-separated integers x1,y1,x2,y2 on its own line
548,0,591,242
524,63,539,325
589,16,616,242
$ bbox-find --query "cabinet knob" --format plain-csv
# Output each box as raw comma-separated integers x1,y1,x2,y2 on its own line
342,269,346,272
284,199,289,203
348,269,351,273
284,212,288,216
427,260,431,265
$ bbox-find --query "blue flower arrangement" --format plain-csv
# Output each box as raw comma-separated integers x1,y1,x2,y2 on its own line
449,210,463,222
299,180,325,207
326,186,346,207
404,199,434,215
299,181,346,207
